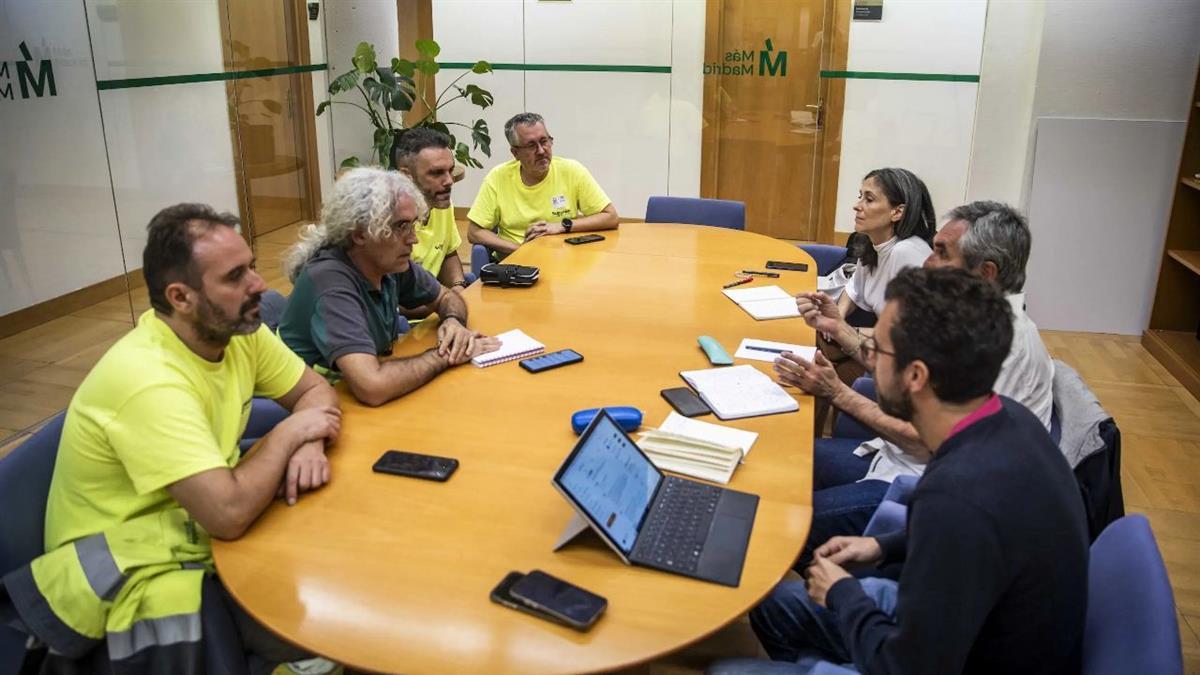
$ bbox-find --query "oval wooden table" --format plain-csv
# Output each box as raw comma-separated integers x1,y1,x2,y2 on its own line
214,223,817,674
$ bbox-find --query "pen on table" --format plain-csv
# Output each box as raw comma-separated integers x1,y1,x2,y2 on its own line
746,345,789,354
723,277,754,289
740,270,781,278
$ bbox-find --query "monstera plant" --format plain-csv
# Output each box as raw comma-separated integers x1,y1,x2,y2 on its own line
317,40,494,169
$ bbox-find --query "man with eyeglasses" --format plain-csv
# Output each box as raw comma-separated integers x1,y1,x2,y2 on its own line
777,201,1054,562
712,267,1087,675
278,168,499,406
467,112,618,259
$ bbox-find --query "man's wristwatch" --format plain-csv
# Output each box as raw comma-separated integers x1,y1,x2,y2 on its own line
561,218,573,233
450,280,469,289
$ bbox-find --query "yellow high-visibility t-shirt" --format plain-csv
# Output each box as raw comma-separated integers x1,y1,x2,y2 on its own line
466,157,611,245
412,203,462,278
44,310,306,551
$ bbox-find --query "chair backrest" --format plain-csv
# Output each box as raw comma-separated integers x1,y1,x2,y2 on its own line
645,196,746,230
863,499,907,538
0,413,64,577
1084,514,1182,675
797,244,849,277
471,243,492,276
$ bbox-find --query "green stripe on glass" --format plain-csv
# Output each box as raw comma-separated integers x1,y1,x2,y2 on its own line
820,70,979,83
96,63,329,91
439,62,670,74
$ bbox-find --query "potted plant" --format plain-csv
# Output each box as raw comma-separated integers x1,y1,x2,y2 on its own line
317,40,494,170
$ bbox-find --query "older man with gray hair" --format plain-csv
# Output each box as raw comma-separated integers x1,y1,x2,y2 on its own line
467,112,618,259
778,201,1055,559
278,167,498,407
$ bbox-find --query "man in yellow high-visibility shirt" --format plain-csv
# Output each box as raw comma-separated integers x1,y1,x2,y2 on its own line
15,203,341,672
393,127,470,294
467,112,619,259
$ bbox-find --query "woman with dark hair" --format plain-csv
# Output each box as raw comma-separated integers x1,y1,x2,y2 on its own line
841,167,935,320
797,168,935,382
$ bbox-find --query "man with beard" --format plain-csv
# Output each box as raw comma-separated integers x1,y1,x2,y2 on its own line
779,202,1054,562
278,168,499,407
392,127,469,294
713,268,1088,675
26,203,340,670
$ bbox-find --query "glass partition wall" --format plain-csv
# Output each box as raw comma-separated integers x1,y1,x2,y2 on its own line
0,0,324,439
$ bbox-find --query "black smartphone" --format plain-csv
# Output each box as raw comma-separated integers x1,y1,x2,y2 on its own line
520,349,584,373
490,572,557,622
372,450,459,481
565,234,605,245
661,387,712,417
765,260,809,272
509,569,607,631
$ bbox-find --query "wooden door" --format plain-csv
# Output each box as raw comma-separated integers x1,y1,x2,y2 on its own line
701,0,830,241
222,0,318,238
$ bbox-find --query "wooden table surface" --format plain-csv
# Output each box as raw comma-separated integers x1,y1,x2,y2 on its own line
213,223,817,674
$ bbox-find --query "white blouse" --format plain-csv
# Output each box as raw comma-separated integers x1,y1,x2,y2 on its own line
844,236,932,315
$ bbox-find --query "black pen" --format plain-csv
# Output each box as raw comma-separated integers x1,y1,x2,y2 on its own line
746,345,789,354
740,270,781,278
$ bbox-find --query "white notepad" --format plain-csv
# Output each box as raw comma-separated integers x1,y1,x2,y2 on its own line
679,364,800,420
734,338,818,364
722,285,801,320
471,329,545,367
658,411,759,459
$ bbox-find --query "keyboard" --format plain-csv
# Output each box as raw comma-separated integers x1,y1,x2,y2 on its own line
632,477,723,574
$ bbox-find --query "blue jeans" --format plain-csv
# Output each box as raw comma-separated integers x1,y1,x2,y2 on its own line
801,440,889,565
707,577,899,674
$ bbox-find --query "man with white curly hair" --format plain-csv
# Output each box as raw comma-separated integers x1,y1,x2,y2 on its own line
278,168,499,407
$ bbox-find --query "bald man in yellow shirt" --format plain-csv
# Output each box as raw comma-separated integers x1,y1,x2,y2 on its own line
467,112,619,259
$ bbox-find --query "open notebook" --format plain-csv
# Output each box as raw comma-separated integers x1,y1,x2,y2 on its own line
722,285,801,320
471,329,545,367
679,364,799,420
636,413,760,484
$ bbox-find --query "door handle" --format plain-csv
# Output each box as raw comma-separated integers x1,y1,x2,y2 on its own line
805,103,823,129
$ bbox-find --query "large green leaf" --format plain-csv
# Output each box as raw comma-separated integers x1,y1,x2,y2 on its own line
415,39,441,58
415,59,440,76
471,60,493,74
362,77,386,104
352,42,377,74
316,100,331,116
392,57,416,78
463,84,494,109
390,87,413,112
375,67,399,89
471,119,492,157
328,70,359,95
340,156,362,169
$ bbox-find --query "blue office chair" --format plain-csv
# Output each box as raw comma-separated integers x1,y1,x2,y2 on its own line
0,414,65,671
798,244,848,277
0,414,265,672
862,475,919,537
1084,514,1182,674
260,290,288,332
645,196,746,230
471,243,492,280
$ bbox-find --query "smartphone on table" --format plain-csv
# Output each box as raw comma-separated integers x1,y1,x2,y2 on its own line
508,569,607,631
372,450,459,481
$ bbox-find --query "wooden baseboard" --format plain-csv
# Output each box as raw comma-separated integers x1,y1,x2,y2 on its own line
1143,328,1200,401
0,270,145,340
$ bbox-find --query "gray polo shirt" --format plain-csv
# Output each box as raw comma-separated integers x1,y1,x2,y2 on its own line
278,246,441,370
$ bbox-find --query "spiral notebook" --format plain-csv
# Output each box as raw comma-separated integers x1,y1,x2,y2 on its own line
471,329,545,368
